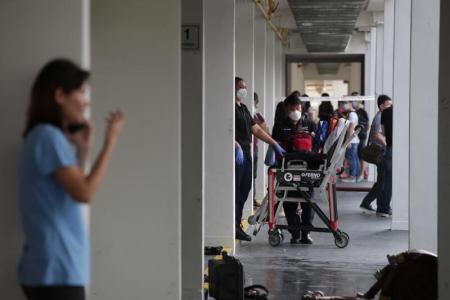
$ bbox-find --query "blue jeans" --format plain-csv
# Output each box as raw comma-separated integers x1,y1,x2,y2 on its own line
346,143,360,178
377,147,392,213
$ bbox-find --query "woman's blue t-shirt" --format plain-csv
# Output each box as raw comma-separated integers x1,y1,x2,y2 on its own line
18,124,90,286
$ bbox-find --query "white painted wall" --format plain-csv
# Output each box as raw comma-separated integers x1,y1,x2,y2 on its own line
182,0,204,298
204,0,235,249
253,13,267,201
235,0,255,221
438,1,450,298
90,1,182,299
0,1,88,299
408,0,439,253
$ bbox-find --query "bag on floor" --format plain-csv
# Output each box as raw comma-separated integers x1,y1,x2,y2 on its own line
208,251,244,300
302,250,437,300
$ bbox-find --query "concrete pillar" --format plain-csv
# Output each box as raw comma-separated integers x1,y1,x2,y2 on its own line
90,1,182,299
383,0,395,96
235,0,255,221
253,13,267,201
0,1,89,299
391,0,410,231
374,13,384,96
438,1,450,297
369,28,377,97
275,39,282,99
265,28,276,130
204,0,235,249
182,0,203,298
408,0,439,252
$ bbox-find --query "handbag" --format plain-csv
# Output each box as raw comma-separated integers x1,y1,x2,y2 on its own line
361,143,385,165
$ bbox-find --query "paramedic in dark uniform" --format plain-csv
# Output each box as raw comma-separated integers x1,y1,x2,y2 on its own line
272,94,316,244
235,77,286,241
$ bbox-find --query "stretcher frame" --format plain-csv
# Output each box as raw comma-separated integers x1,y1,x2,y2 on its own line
249,121,360,248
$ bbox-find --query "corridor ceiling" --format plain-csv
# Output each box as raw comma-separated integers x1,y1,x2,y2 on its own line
287,0,368,52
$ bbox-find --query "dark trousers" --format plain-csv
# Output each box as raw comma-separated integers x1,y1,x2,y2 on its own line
377,148,392,213
361,161,385,207
22,286,85,300
283,201,314,239
236,154,252,226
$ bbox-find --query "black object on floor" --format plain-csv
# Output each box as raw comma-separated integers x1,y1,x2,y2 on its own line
208,251,244,300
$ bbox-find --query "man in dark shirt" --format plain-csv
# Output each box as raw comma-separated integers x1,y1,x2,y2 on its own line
378,105,393,217
235,77,286,241
272,94,316,244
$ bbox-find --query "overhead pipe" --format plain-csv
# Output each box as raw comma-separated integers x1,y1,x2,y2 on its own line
253,0,288,46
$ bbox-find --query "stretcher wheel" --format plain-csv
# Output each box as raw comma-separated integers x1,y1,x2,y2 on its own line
334,231,350,248
268,230,282,247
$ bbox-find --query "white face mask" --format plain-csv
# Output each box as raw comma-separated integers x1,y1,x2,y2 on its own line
343,104,350,111
288,110,302,122
236,88,247,101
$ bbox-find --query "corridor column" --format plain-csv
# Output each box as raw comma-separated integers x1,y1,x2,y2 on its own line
253,13,267,201
90,1,182,299
0,1,89,299
439,0,450,298
182,0,204,298
391,0,410,231
204,0,236,248
265,28,276,129
274,39,283,99
235,0,255,220
408,0,439,252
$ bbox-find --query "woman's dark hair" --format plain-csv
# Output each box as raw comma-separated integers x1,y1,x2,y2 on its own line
274,101,288,125
377,94,392,108
321,93,330,97
235,76,244,87
303,101,311,113
23,59,89,137
318,101,334,121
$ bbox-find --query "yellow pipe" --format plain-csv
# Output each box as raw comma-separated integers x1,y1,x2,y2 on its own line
253,0,287,46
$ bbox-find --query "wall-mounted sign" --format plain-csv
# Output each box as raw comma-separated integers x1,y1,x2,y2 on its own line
182,25,200,50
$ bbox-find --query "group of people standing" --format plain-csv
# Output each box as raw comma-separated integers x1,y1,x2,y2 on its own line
234,75,394,243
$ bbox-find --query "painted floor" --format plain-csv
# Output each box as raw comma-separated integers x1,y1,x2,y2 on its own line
233,191,408,299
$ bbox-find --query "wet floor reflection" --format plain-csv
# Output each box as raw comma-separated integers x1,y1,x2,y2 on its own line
236,192,408,299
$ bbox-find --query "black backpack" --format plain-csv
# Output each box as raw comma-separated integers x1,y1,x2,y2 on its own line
356,109,369,138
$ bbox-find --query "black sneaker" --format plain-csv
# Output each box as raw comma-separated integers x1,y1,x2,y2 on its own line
376,210,391,218
299,234,313,244
360,204,376,214
236,226,252,241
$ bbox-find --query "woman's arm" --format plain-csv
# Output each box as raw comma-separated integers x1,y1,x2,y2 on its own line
55,111,125,203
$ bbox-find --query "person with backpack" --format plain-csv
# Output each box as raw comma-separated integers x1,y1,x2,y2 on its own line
341,101,360,183
354,101,369,180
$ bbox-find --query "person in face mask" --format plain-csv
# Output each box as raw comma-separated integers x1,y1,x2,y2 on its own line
271,94,317,244
234,77,286,241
